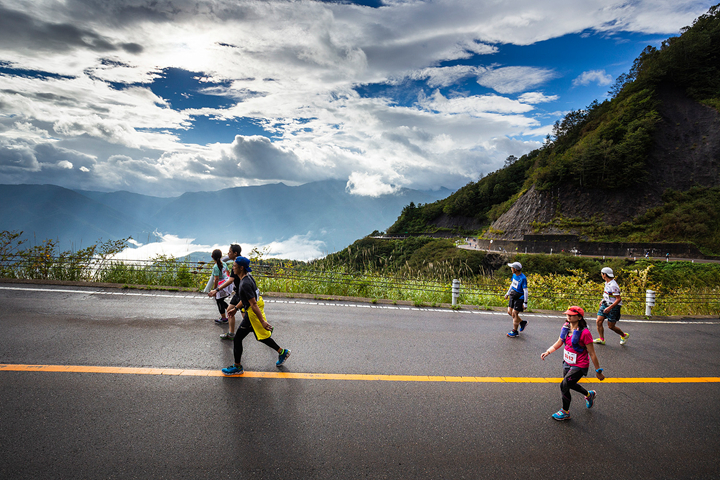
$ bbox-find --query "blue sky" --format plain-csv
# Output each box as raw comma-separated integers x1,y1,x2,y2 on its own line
0,0,714,198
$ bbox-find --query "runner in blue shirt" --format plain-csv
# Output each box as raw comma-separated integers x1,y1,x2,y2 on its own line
505,262,529,338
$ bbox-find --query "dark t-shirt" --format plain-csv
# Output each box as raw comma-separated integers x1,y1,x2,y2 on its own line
229,271,242,291
236,274,259,311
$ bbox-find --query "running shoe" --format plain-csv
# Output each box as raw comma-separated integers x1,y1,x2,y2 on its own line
620,333,630,345
507,330,519,338
593,338,605,345
221,364,244,376
215,317,228,324
519,320,528,332
552,409,571,421
276,348,291,367
585,390,596,409
220,332,235,340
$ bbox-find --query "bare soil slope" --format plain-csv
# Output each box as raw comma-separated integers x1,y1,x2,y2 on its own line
489,84,720,240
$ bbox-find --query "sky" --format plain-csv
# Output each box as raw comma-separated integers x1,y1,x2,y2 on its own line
0,0,714,199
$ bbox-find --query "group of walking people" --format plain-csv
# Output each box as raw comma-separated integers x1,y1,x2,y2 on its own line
206,244,291,376
503,261,630,421
203,249,630,420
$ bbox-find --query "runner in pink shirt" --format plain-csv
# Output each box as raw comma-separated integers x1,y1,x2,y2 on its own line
541,306,605,421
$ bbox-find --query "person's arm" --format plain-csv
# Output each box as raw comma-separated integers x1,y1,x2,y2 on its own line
604,293,621,312
247,296,272,331
541,338,564,360
209,276,232,297
586,343,605,380
523,278,529,308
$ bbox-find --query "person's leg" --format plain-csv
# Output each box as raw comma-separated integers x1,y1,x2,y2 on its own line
608,321,625,337
506,301,518,336
512,309,521,331
228,311,236,335
561,367,587,411
216,298,228,319
259,337,291,366
259,337,281,352
224,295,241,337
221,310,237,339
596,316,605,339
232,323,253,366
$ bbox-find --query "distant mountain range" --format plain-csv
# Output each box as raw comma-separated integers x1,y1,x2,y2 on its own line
0,180,451,257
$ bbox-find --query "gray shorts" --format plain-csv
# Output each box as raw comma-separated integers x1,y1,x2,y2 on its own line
597,302,621,323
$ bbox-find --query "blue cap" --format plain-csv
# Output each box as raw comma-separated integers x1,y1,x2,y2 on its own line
235,256,252,272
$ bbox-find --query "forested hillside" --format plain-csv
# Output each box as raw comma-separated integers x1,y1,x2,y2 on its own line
387,5,720,254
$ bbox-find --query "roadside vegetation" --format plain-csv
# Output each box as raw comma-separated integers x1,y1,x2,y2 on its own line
2,231,717,317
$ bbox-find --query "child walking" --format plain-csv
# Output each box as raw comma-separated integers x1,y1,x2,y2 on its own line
541,306,605,421
595,267,630,345
504,262,529,337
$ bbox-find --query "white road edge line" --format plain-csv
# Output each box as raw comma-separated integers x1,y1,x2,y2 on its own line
1,285,718,324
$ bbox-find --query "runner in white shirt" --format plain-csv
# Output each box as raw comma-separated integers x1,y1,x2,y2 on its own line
594,267,630,345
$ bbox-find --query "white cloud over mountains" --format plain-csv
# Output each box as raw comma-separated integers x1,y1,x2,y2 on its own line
0,0,713,197
573,70,614,87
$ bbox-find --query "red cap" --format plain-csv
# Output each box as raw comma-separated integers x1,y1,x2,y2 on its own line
563,306,584,317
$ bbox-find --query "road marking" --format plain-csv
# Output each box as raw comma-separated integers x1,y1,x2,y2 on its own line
1,285,718,323
2,364,720,383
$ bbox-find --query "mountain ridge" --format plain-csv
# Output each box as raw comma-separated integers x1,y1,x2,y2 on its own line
0,180,451,257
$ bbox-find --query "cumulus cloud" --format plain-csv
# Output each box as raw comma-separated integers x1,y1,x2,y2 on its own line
518,92,559,104
346,172,398,197
225,135,328,182
418,90,534,116
573,69,614,87
476,66,557,94
0,0,712,197
114,231,326,262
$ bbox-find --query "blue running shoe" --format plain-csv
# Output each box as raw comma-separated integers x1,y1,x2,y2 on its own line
585,390,596,409
507,330,519,338
276,348,291,367
215,317,228,324
552,409,571,421
221,364,244,376
519,320,528,332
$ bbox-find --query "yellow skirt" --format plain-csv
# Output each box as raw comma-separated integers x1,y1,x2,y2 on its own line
243,296,272,340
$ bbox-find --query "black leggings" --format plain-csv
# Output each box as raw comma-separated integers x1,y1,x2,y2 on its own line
233,318,281,365
561,364,589,411
216,297,228,316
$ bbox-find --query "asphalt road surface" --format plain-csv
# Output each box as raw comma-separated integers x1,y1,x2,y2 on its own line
1,283,719,479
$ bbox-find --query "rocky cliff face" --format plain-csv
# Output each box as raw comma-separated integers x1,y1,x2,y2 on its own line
487,84,720,240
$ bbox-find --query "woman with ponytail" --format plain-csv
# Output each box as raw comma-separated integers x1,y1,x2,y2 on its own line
209,249,233,325
541,306,605,421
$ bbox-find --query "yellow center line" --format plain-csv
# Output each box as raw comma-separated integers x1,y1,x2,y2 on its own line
2,364,720,383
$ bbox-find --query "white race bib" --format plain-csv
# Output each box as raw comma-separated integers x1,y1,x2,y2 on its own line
563,349,577,365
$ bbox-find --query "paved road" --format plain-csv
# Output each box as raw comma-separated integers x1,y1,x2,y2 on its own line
458,243,720,263
1,283,720,479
